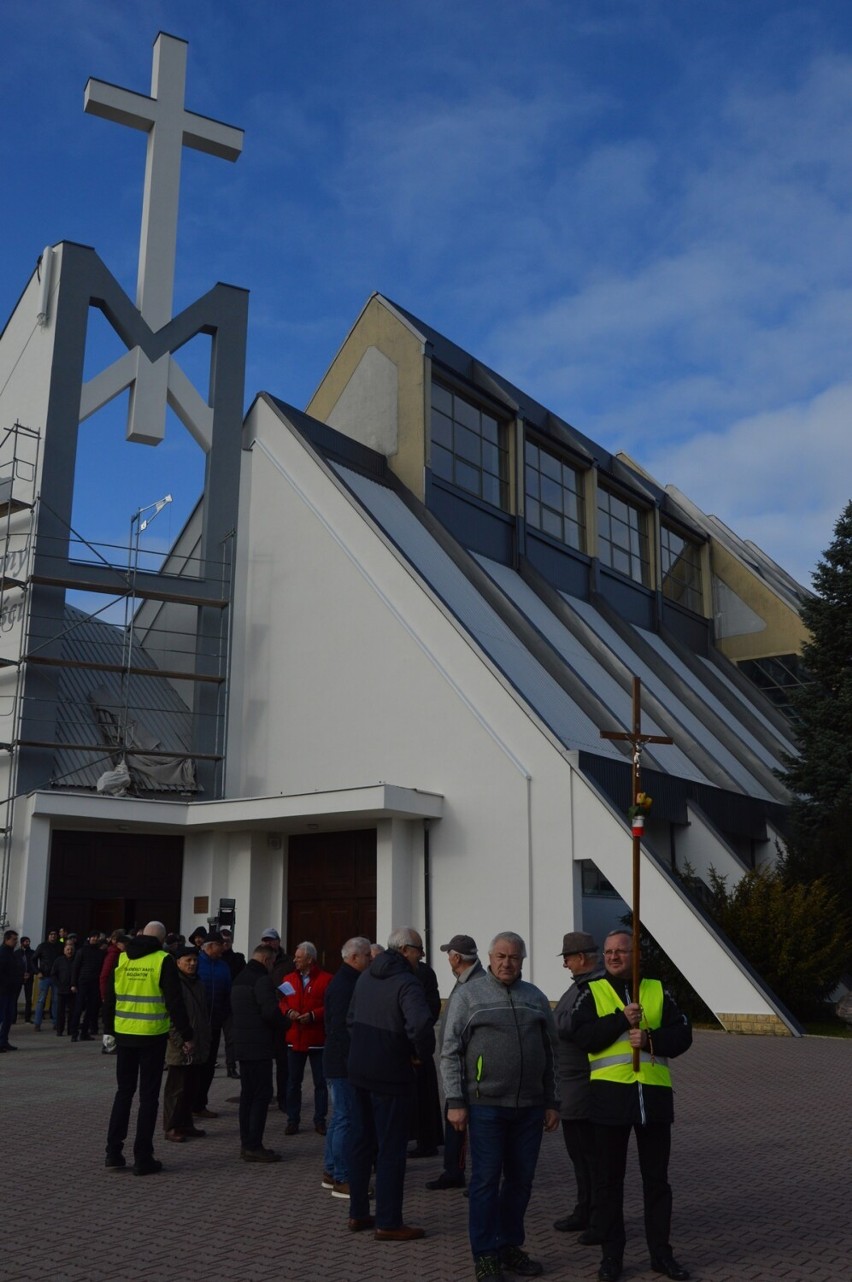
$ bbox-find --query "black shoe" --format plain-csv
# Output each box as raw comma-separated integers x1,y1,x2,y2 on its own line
500,1245,543,1277
132,1158,163,1177
578,1230,604,1246
314,1121,327,1136
598,1258,622,1282
475,1255,505,1281
104,1154,126,1171
241,1147,282,1163
651,1254,690,1280
426,1171,466,1190
554,1212,587,1232
79,1033,93,1041
285,1122,299,1135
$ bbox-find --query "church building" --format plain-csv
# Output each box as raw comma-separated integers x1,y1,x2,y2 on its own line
0,35,810,1032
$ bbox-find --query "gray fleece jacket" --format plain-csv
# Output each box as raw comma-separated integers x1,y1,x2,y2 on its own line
440,967,559,1111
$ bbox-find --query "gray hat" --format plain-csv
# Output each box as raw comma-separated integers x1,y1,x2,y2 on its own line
261,927,280,941
440,934,477,956
558,931,598,956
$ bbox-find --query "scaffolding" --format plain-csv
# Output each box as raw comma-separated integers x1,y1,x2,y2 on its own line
0,420,234,927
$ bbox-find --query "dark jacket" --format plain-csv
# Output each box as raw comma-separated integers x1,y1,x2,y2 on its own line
230,959,283,1060
417,960,442,1023
0,941,19,996
72,942,105,987
222,947,246,980
347,949,435,1096
197,950,232,1026
51,953,76,995
554,960,606,1120
14,945,35,983
571,972,692,1127
166,971,211,1066
101,934,192,1042
34,937,62,977
322,960,361,1079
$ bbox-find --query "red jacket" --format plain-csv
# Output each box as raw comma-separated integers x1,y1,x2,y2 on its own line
278,962,332,1052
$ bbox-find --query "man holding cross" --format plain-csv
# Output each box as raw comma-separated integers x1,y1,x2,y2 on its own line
571,929,692,1282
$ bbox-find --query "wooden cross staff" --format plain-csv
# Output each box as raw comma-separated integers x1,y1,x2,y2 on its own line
600,676,672,1070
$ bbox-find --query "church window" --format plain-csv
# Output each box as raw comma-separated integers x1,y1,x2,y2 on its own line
430,382,509,508
524,441,585,550
661,524,703,614
597,487,650,586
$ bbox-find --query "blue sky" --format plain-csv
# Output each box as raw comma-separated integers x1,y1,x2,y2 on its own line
2,0,852,588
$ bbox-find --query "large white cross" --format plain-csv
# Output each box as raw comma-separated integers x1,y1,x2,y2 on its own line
84,32,243,332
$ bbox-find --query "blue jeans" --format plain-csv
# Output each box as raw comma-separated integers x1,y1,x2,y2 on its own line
349,1085,412,1230
324,1077,356,1182
467,1104,545,1259
35,976,57,1027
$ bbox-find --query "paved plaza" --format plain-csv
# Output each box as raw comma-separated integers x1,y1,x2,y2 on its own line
2,1026,849,1282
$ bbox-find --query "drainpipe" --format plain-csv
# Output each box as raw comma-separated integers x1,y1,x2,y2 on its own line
423,819,432,965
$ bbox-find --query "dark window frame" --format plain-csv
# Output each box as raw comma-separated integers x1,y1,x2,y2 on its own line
430,380,510,509
523,438,586,552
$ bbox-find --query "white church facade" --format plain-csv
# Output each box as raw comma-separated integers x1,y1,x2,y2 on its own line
0,35,810,1032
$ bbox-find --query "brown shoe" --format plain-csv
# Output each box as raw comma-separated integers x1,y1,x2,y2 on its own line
374,1225,426,1241
348,1217,375,1232
241,1147,282,1163
193,1109,219,1119
180,1127,207,1138
164,1129,187,1143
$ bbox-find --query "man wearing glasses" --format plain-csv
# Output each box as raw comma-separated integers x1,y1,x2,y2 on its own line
346,927,435,1242
572,929,692,1282
442,931,560,1282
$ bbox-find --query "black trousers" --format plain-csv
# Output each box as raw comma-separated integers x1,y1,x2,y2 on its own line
562,1117,596,1223
239,1058,273,1151
71,979,100,1036
106,1034,168,1161
441,1106,467,1177
193,1023,222,1110
595,1121,673,1260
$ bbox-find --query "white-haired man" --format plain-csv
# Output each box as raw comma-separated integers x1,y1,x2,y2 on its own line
347,927,435,1241
442,931,559,1282
278,941,332,1135
103,921,193,1175
322,935,373,1194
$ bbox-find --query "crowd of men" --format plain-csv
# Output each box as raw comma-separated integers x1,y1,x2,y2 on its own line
1,917,693,1282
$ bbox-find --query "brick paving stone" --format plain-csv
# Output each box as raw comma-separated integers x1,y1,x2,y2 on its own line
2,1025,849,1281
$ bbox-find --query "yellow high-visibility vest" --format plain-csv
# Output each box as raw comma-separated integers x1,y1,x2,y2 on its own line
113,949,170,1036
588,977,672,1088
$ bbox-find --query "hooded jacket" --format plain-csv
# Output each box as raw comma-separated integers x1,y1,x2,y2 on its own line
346,949,435,1096
102,934,192,1042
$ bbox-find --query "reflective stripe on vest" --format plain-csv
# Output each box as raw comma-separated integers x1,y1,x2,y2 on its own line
114,950,170,1036
588,978,672,1088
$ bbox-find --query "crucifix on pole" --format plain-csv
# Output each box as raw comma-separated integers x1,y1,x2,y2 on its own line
600,676,672,1069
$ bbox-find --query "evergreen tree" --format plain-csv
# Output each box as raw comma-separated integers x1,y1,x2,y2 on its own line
779,499,852,962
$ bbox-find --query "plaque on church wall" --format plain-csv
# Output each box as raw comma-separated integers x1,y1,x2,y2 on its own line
193,896,209,914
